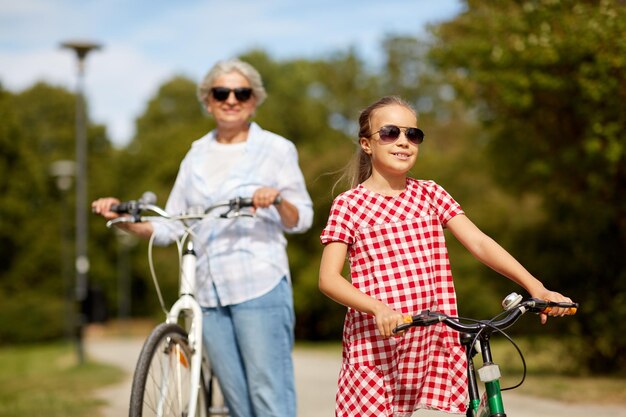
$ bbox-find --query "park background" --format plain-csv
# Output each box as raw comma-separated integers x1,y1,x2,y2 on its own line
0,1,625,413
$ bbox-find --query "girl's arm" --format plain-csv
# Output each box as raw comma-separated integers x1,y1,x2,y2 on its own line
319,242,405,337
446,214,572,323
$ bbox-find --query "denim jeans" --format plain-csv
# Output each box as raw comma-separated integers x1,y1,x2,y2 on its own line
201,277,296,417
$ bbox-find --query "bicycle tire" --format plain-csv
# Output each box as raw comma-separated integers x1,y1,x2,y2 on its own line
129,322,208,417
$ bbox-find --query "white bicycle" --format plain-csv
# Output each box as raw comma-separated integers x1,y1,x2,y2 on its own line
106,192,256,417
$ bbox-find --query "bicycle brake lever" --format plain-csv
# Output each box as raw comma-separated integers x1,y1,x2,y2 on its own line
106,216,137,228
420,311,447,325
220,211,255,219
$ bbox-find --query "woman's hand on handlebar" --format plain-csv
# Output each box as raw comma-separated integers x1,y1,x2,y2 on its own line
91,197,123,221
252,187,281,209
531,288,573,324
92,196,154,239
252,187,299,229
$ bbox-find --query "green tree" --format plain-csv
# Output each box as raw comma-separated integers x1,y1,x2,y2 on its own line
0,82,114,343
430,0,626,374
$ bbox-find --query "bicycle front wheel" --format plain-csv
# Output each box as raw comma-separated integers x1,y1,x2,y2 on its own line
129,323,207,417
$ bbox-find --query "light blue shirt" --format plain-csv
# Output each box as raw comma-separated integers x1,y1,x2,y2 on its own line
152,122,313,307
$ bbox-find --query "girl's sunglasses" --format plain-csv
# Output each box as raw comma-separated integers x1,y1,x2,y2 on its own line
367,125,425,145
210,87,253,102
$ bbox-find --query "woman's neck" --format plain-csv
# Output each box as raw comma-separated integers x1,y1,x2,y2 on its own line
215,124,250,144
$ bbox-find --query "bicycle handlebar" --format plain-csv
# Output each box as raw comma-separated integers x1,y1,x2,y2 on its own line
393,294,579,334
110,191,158,214
105,192,258,228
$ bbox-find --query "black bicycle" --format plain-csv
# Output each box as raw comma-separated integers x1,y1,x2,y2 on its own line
393,292,578,417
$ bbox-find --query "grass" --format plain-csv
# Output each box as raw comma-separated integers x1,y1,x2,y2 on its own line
0,342,124,417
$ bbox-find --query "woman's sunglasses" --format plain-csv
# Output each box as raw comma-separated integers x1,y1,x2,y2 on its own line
210,87,253,102
367,125,425,145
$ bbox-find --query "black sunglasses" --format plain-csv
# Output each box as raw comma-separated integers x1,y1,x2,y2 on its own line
210,87,253,102
367,125,425,145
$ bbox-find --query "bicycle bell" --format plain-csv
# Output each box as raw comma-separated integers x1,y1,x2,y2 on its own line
502,292,523,310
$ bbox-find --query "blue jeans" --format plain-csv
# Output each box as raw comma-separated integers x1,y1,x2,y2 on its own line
202,278,296,417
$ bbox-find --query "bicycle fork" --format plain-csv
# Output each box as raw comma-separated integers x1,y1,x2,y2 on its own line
462,333,506,417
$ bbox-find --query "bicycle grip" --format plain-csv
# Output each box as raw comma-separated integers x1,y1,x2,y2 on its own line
541,299,579,315
109,193,156,214
240,196,280,207
542,306,578,315
110,201,134,214
392,316,414,334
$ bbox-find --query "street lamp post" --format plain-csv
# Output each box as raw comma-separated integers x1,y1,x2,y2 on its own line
49,160,76,345
61,40,102,364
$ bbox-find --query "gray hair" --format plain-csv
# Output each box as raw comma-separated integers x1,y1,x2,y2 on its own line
197,58,267,106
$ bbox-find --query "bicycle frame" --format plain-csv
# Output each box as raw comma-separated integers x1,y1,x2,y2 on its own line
164,240,203,417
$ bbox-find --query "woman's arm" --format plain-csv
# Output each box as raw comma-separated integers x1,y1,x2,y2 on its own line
251,187,300,229
319,242,404,337
446,214,572,322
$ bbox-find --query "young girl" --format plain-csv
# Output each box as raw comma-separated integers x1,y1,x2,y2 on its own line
319,96,572,416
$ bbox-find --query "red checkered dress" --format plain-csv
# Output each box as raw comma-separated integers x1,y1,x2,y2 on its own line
320,178,468,416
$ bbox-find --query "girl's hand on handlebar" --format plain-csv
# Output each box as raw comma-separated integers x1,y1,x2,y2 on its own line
372,304,406,338
532,289,573,324
91,197,123,221
252,187,281,209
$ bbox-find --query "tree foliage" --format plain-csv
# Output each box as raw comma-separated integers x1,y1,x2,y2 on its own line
0,51,543,340
429,0,626,373
0,82,114,342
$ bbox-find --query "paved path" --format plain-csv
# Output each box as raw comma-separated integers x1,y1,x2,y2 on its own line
86,335,626,417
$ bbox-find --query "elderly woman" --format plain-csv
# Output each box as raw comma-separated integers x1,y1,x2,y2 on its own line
92,58,313,417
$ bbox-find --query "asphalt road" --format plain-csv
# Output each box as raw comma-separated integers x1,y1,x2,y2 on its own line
86,335,626,417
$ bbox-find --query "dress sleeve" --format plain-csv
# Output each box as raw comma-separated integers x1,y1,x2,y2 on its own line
429,182,464,226
320,194,356,245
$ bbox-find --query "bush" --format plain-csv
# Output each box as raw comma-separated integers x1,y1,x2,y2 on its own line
0,290,66,344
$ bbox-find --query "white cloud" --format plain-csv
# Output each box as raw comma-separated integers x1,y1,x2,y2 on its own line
0,49,70,88
85,45,173,145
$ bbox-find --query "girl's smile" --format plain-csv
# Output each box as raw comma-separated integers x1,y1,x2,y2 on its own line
391,151,412,160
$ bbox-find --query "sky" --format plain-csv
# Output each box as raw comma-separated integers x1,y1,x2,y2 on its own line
0,0,464,147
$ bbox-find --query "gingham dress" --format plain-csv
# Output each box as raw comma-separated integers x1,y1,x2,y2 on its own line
320,178,468,416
